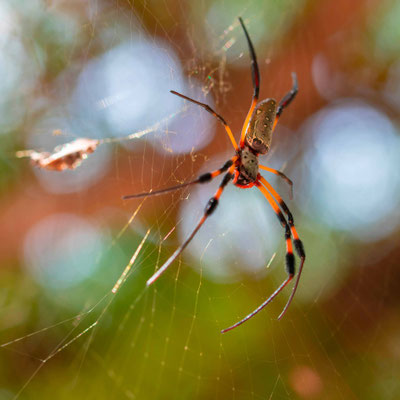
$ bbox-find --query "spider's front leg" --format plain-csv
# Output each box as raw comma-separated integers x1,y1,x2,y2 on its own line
259,164,294,199
123,158,236,200
258,176,305,319
221,182,295,333
146,163,236,286
221,175,305,333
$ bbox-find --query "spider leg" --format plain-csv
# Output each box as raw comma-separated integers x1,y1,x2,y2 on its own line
238,17,260,147
221,277,293,334
146,163,236,286
221,182,294,334
170,90,238,151
272,72,298,131
258,175,305,320
259,165,293,199
123,157,237,200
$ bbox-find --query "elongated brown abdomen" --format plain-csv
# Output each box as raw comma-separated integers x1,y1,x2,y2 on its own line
245,98,277,155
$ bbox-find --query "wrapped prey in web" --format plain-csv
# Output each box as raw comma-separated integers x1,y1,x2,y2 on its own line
16,138,100,171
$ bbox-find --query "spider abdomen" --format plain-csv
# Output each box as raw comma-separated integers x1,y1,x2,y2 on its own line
245,99,277,154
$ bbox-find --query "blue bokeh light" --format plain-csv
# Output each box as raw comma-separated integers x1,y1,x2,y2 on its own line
155,84,216,155
0,1,41,133
72,39,184,141
23,213,105,290
305,100,400,242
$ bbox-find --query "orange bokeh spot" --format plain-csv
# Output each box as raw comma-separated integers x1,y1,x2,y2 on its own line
289,365,323,398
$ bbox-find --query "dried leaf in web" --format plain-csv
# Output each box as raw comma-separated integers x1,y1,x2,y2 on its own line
16,138,100,171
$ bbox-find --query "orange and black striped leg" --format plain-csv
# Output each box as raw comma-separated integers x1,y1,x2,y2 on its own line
221,183,295,334
259,165,294,199
272,72,298,131
258,175,305,320
147,164,236,286
170,90,239,151
238,16,260,147
123,157,237,200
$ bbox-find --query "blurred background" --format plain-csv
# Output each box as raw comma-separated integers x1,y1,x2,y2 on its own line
1,0,400,399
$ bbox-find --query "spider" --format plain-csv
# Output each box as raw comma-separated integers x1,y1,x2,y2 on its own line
123,17,305,333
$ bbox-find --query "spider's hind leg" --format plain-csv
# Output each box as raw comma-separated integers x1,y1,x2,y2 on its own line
238,17,261,147
276,72,298,118
170,90,238,151
272,73,298,131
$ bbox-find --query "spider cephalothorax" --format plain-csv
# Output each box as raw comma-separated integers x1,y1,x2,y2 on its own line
234,147,259,187
124,17,305,334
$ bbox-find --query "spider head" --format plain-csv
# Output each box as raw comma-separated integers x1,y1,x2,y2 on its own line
237,147,259,186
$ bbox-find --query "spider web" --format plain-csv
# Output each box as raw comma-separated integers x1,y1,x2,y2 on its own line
1,0,400,399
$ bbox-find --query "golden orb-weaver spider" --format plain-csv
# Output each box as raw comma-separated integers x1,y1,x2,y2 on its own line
123,17,305,333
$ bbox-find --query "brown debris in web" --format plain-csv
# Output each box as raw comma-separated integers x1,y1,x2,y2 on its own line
16,107,187,172
16,138,100,171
